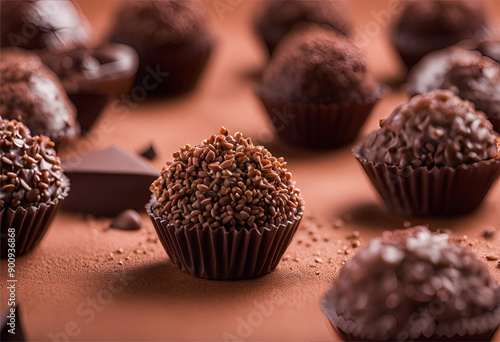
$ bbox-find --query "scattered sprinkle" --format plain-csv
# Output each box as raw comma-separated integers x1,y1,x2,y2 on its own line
485,255,499,261
351,240,361,248
315,258,323,264
118,261,123,265
403,221,411,228
334,219,344,228
117,248,124,254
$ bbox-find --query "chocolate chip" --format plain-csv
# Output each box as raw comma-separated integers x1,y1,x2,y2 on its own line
110,209,142,231
139,143,156,160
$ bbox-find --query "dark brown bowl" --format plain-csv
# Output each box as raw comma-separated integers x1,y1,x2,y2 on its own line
39,43,139,133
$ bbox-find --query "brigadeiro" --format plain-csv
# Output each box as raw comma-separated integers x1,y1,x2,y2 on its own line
108,0,214,96
147,127,304,279
257,24,383,149
0,49,80,142
353,89,500,216
0,0,91,51
321,226,500,341
391,0,489,69
0,118,70,257
254,0,350,55
407,47,500,132
39,43,139,133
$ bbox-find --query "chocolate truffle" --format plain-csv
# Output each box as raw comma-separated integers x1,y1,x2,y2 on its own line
1,118,70,257
108,0,214,96
322,226,500,341
254,0,350,54
0,0,91,51
0,50,80,141
257,24,382,148
408,48,500,132
39,43,139,132
148,127,304,279
391,0,489,69
354,90,500,216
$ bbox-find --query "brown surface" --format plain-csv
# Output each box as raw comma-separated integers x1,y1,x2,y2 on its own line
1,1,500,341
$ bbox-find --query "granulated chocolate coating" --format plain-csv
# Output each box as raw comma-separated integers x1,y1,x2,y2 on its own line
391,0,488,68
258,24,378,105
0,50,80,141
0,0,91,51
109,0,210,48
0,118,65,209
408,48,500,123
322,226,500,341
254,0,350,54
151,127,304,231
359,90,500,168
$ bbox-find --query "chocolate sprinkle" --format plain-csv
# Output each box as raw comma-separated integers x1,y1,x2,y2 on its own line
1,118,65,209
151,127,304,230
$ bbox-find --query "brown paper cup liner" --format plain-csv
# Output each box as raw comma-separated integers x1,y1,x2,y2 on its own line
353,145,500,216
1,176,70,258
257,92,382,149
146,199,303,280
321,287,500,342
133,38,214,96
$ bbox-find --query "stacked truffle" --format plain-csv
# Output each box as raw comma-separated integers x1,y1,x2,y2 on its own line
149,127,304,279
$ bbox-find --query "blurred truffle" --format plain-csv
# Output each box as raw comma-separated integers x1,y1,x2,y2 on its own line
254,0,350,54
391,0,488,69
408,48,500,132
108,0,214,96
257,24,382,148
322,226,500,341
0,0,91,51
0,49,80,141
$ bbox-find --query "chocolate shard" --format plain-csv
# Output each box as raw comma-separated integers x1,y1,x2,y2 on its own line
1,306,25,342
139,143,156,160
61,145,159,217
110,209,142,231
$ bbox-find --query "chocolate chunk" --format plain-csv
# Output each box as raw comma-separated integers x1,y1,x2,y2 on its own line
61,145,159,216
139,144,156,160
1,306,25,342
110,209,142,231
322,226,500,341
0,50,80,142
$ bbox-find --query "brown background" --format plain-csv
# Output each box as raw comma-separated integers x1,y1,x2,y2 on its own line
1,1,500,341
